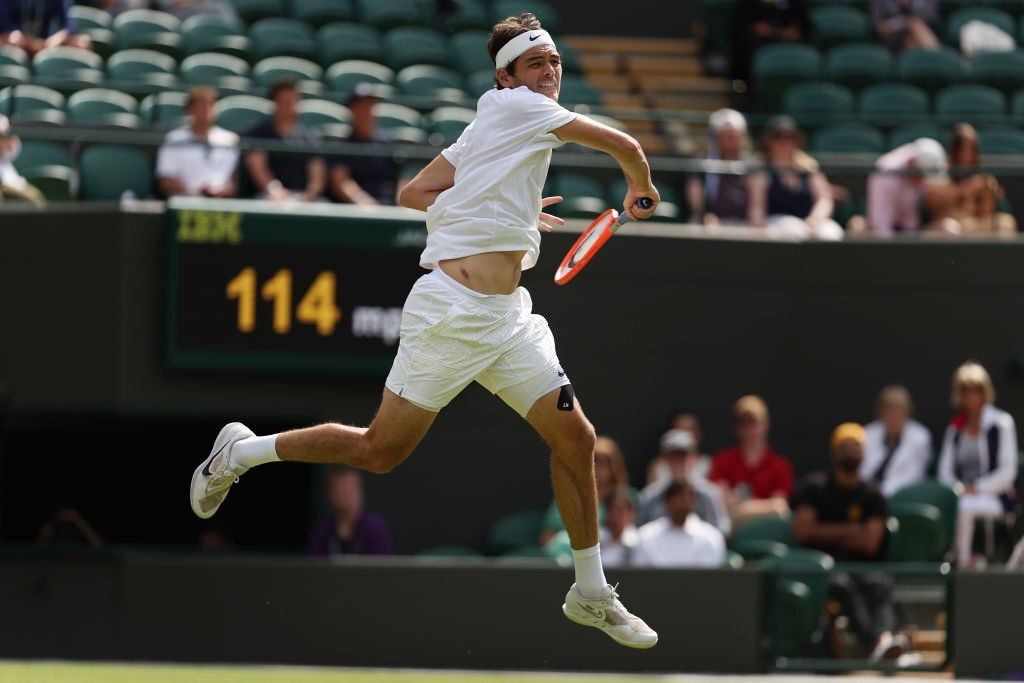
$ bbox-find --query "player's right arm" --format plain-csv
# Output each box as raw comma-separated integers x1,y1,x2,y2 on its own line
397,154,456,212
552,116,659,220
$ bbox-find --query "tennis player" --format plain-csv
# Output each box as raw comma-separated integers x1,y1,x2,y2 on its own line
191,12,661,649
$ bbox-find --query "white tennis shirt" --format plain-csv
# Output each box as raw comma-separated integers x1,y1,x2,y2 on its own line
420,86,578,271
156,125,240,195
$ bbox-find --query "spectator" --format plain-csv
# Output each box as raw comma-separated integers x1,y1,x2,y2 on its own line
748,116,844,241
871,0,939,54
539,435,628,546
938,361,1019,568
947,124,1017,236
861,385,932,498
792,423,904,661
245,80,326,202
156,87,239,198
638,429,730,534
730,0,810,86
329,84,397,206
0,115,44,206
647,409,711,485
686,108,752,228
710,395,794,526
599,487,640,567
634,480,726,567
863,137,957,236
308,466,393,556
0,0,91,55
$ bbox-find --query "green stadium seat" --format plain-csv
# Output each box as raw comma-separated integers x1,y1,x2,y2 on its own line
887,501,947,562
396,64,464,98
250,18,316,61
69,5,114,56
12,140,71,174
441,0,489,31
181,15,250,61
107,49,179,89
79,144,153,200
113,9,182,57
729,538,789,563
180,52,251,92
252,57,324,90
553,172,608,218
385,125,428,144
427,105,475,145
859,83,929,126
215,94,273,133
824,43,893,88
325,60,394,93
417,545,482,557
970,50,1024,90
810,5,871,46
888,123,941,149
557,43,583,75
0,45,28,68
726,550,745,569
491,0,561,34
946,7,1015,45
292,0,355,27
891,481,958,556
729,514,796,547
23,164,73,201
934,83,1006,124
1012,89,1024,122
374,101,423,129
753,43,821,110
0,65,30,88
486,510,544,555
384,27,450,71
450,31,493,77
898,47,965,89
557,74,603,107
978,126,1024,155
812,123,885,153
140,91,189,129
783,82,855,125
466,70,495,97
767,547,835,605
297,98,351,132
67,88,140,129
0,85,66,125
230,0,285,24
772,579,822,658
32,46,104,89
316,23,384,66
359,0,432,30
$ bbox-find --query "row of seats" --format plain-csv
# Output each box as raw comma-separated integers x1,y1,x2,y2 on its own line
807,5,1024,48
808,121,1024,155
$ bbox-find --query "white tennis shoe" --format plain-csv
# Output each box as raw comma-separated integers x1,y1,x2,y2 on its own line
190,422,253,519
562,583,658,649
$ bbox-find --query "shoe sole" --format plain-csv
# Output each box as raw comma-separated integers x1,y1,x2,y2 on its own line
189,421,250,519
562,604,658,649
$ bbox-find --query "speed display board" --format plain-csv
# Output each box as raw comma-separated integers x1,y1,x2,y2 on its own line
164,198,427,374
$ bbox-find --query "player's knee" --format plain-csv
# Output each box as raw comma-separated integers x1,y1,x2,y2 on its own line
359,438,411,474
554,417,597,467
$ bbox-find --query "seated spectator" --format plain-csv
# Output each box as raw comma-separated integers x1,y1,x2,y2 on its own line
0,115,44,206
156,87,239,198
792,423,904,661
947,124,1017,236
864,137,958,236
686,108,752,228
599,487,640,567
245,80,326,203
710,395,794,526
539,435,628,546
748,116,843,241
938,361,1019,568
861,385,932,498
634,480,726,567
871,0,939,54
647,409,710,484
329,84,397,206
0,0,91,55
730,0,810,86
638,429,730,534
308,466,393,556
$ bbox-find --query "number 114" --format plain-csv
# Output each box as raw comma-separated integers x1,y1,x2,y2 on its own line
226,268,341,336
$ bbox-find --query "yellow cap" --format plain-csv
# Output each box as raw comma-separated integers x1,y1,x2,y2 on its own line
831,422,866,453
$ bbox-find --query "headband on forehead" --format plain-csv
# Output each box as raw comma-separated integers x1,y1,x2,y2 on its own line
495,29,556,71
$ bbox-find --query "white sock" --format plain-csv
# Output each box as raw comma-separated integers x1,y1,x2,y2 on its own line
571,544,608,598
231,434,281,468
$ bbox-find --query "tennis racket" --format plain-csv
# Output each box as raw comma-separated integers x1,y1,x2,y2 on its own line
553,197,653,286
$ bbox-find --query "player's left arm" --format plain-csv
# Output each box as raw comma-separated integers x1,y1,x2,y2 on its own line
552,116,659,220
397,154,456,212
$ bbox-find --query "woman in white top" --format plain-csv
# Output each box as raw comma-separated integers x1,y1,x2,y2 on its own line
938,361,1019,567
861,385,932,498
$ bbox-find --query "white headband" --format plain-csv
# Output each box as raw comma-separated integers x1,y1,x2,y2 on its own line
495,29,556,71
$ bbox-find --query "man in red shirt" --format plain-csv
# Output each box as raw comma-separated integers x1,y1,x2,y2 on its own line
709,395,794,526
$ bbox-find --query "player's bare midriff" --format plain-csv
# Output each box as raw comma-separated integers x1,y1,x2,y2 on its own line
439,250,527,295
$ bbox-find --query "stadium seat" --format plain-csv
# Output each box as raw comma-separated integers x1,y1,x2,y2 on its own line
383,27,451,71
888,123,941,149
69,5,115,57
782,82,855,125
31,46,104,89
553,172,610,218
252,57,324,91
729,514,796,547
485,510,544,555
891,481,958,556
296,98,351,132
384,125,428,144
79,144,153,200
809,5,871,46
441,0,489,31
859,83,930,126
395,65,465,98
374,101,423,129
316,23,384,66
898,47,965,89
215,95,273,133
66,88,141,129
557,74,603,107
292,0,355,27
970,50,1024,90
0,84,66,125
934,83,1006,124
181,15,250,61
978,125,1024,155
180,52,252,92
0,47,29,87
729,538,789,563
752,43,821,110
466,69,495,98
946,7,1015,45
768,547,834,605
887,501,947,562
824,43,893,88
22,164,74,201
427,105,475,145
557,43,583,75
450,31,493,77
325,60,395,93
140,91,189,128
772,579,822,658
230,0,286,24
113,9,182,57
0,45,28,68
812,123,886,153
107,49,179,89
249,18,316,62
13,139,71,174
490,0,561,34
359,0,432,30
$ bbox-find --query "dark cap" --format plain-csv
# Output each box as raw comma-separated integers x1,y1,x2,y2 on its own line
762,115,800,139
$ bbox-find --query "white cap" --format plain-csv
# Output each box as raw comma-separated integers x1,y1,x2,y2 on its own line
912,138,948,177
708,108,747,134
659,429,697,454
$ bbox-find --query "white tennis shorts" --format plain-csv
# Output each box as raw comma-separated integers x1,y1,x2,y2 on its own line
385,268,570,417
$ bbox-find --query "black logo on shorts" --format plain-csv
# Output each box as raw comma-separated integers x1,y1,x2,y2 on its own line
558,384,574,411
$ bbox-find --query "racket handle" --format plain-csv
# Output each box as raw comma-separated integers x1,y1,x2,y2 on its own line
616,197,654,226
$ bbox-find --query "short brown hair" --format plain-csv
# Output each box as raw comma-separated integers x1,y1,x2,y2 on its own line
487,12,543,87
186,86,217,109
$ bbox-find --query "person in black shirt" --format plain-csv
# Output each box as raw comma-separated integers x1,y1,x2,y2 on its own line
730,0,810,86
245,80,326,202
792,423,906,661
329,84,397,206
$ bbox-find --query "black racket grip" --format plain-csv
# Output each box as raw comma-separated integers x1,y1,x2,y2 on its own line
636,197,653,210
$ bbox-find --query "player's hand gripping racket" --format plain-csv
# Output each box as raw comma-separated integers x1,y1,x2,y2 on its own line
554,197,653,285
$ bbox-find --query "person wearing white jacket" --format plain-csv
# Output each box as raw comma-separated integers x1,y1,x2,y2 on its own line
861,386,932,498
937,362,1019,567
